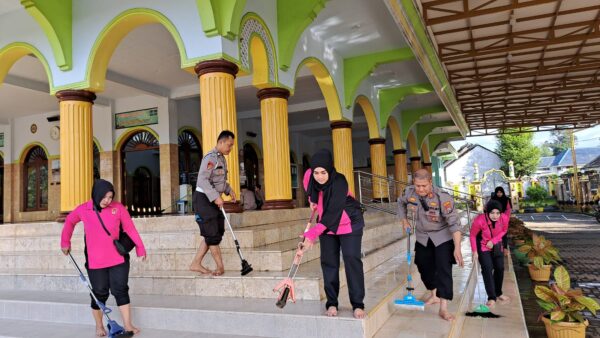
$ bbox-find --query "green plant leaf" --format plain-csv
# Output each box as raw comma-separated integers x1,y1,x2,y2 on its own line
537,299,556,311
535,286,555,303
550,310,565,321
533,256,544,269
557,294,571,306
518,245,531,253
554,266,570,292
570,312,585,323
575,296,600,315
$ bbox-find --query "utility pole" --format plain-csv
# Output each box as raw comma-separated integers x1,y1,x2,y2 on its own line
570,130,581,211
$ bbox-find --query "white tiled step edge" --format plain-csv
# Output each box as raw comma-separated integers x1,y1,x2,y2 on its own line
0,230,407,300
0,318,262,338
0,241,414,338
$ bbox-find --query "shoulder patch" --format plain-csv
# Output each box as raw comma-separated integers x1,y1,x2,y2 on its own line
442,201,452,212
206,161,215,170
408,197,417,202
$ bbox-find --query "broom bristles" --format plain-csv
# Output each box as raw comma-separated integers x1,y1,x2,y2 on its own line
465,311,501,318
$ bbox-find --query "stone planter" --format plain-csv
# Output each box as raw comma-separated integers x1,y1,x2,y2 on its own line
536,207,544,213
528,264,552,281
542,317,588,338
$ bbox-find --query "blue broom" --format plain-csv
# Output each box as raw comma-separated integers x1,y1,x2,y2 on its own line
68,253,133,338
394,218,425,311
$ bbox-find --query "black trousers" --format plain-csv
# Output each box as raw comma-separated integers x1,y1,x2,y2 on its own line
319,229,365,310
478,251,504,301
193,191,225,245
502,233,508,251
415,238,455,300
87,259,130,310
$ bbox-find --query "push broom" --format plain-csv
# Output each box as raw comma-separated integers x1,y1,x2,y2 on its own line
221,207,253,276
394,210,425,311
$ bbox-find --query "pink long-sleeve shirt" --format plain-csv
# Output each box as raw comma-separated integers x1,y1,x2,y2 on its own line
469,212,509,253
61,200,146,269
302,169,356,241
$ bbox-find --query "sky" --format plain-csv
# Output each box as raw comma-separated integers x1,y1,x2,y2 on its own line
450,125,600,154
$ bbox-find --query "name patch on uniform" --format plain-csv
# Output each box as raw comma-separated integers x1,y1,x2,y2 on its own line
207,161,214,170
429,201,438,207
408,197,417,202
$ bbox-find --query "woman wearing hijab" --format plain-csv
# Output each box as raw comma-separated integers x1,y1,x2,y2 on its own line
302,149,366,319
490,186,512,253
470,200,510,306
61,179,147,336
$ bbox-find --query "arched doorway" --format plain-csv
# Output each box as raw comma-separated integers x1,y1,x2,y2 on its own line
178,130,202,187
23,146,48,211
243,143,259,189
121,131,160,215
93,142,100,180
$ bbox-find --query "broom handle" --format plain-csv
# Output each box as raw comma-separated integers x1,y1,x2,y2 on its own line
221,207,246,260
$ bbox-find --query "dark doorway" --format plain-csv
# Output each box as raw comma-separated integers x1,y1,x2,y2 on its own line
178,130,202,187
243,143,259,189
23,146,48,211
121,131,160,215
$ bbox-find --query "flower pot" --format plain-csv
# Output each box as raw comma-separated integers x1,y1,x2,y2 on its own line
542,317,588,338
519,209,525,213
528,264,552,281
536,207,544,213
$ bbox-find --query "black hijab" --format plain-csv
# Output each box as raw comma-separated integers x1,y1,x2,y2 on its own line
485,199,503,228
91,179,115,211
306,149,348,233
490,186,512,211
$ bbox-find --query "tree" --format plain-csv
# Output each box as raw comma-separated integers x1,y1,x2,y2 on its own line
539,144,553,157
543,130,575,156
497,130,541,177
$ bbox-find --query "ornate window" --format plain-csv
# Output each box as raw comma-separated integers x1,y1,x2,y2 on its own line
23,146,48,211
178,131,202,185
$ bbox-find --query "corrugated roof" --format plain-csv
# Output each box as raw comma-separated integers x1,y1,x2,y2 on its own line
554,148,600,167
583,155,600,169
538,156,555,168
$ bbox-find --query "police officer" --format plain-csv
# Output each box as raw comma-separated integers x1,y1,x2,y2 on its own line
398,169,464,321
189,130,237,276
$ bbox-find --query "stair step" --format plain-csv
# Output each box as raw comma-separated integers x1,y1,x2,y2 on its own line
0,230,406,300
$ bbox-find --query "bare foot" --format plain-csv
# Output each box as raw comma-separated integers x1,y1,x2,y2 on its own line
486,300,496,307
425,293,441,305
439,309,455,321
125,325,140,334
212,268,224,276
95,325,107,337
326,306,338,317
189,264,212,274
353,308,367,319
498,295,510,302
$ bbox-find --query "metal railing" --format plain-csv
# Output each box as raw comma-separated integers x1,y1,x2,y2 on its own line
354,170,480,228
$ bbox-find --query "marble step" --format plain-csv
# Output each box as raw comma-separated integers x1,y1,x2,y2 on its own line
0,318,261,338
0,212,397,252
0,246,417,338
0,230,407,300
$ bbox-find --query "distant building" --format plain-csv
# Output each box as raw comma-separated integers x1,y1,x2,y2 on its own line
535,148,600,177
441,144,504,188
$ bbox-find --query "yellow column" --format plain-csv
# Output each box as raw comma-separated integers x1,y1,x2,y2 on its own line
56,90,96,213
258,88,293,209
423,162,432,176
331,121,355,194
393,149,407,196
410,156,421,175
195,60,241,212
369,138,389,201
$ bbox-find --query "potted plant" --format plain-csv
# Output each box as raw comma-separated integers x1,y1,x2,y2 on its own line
518,234,561,281
527,185,549,213
535,266,600,338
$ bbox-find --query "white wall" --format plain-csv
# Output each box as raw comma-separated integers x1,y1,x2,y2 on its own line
443,147,504,187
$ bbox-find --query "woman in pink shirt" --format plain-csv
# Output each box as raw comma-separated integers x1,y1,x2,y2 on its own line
490,186,512,254
61,179,147,336
302,149,366,319
470,200,510,307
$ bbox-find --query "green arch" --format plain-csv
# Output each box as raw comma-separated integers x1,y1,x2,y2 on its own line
0,42,54,91
197,0,247,39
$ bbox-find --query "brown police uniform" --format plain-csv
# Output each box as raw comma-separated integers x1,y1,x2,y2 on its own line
398,186,463,300
192,147,232,245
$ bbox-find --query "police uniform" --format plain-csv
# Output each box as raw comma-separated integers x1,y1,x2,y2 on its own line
397,186,463,300
192,148,232,245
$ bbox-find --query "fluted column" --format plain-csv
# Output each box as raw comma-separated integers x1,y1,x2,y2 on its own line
56,90,96,213
410,156,421,176
195,60,241,212
369,138,388,201
393,149,407,196
258,88,293,209
423,162,432,176
331,121,355,194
